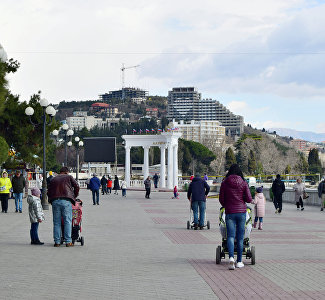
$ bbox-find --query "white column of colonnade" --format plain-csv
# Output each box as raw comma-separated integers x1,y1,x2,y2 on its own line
173,144,178,188
125,146,131,187
143,146,150,180
160,146,166,188
167,145,173,189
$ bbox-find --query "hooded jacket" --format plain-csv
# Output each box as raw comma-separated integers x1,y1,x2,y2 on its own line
219,175,252,214
251,192,266,217
27,195,45,223
272,178,285,196
187,176,210,202
0,171,12,194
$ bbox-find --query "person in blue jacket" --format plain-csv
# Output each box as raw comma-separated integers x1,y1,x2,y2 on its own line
89,173,101,205
187,173,210,229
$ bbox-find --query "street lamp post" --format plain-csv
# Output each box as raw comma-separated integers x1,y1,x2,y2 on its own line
74,137,84,182
25,98,56,210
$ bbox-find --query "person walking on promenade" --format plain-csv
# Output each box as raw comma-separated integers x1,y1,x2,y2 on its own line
153,173,159,188
272,174,285,214
89,173,101,205
0,170,12,213
187,174,210,230
27,187,45,245
113,175,120,195
121,179,127,197
252,187,266,230
47,167,79,247
219,164,252,270
47,171,54,187
107,176,112,194
318,177,325,211
12,170,25,213
173,186,179,199
100,175,108,195
293,178,305,211
144,176,152,199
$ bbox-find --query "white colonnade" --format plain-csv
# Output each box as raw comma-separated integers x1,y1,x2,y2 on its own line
122,132,181,189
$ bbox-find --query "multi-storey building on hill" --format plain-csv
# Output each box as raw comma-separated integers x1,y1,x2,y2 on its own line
167,87,243,136
99,87,148,102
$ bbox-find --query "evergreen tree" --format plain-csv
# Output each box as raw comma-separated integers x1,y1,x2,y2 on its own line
225,147,236,170
248,150,257,175
284,164,291,174
308,148,322,176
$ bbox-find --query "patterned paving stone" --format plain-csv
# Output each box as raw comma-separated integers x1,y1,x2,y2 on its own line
151,217,183,224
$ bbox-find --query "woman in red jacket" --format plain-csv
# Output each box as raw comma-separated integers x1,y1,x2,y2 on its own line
107,177,113,194
219,164,252,270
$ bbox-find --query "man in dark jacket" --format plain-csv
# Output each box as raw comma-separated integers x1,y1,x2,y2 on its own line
47,167,79,247
89,173,101,205
318,177,325,211
100,175,108,195
272,174,285,214
11,170,26,213
153,173,159,188
144,176,151,198
187,174,210,229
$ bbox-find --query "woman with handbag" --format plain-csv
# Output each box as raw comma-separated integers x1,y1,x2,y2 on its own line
293,178,305,211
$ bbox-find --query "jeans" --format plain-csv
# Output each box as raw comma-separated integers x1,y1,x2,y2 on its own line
30,222,39,242
92,189,99,204
226,212,246,262
14,192,23,212
254,216,263,223
52,199,72,244
191,201,206,227
122,189,126,197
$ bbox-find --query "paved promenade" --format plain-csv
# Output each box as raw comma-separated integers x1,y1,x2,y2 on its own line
1,189,325,299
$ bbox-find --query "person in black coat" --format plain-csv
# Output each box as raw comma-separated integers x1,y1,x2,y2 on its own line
187,174,210,229
113,175,120,195
100,175,108,195
272,174,285,214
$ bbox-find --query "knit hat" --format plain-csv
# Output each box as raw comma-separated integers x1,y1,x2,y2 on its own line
31,187,41,197
256,186,263,193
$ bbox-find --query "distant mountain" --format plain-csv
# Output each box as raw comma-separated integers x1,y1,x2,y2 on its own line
268,128,325,143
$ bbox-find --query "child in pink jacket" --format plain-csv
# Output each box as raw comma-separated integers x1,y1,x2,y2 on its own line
252,186,266,230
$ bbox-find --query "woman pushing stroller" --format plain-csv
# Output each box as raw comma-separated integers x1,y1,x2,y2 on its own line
219,164,252,270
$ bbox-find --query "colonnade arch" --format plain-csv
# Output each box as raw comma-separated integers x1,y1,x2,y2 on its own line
122,132,181,189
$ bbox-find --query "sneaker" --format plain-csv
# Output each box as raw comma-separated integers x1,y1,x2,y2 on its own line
229,257,235,270
275,209,278,214
297,208,300,210
236,261,245,268
301,207,304,211
66,243,74,247
54,243,60,247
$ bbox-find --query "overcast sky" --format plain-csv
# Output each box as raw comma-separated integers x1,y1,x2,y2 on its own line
1,0,325,132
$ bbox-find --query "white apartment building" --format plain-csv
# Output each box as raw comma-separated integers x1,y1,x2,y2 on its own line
66,115,132,131
168,120,225,147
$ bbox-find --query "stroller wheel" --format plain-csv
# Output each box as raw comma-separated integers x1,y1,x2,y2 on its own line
187,221,190,230
251,246,256,265
80,236,84,246
216,246,221,264
207,220,210,230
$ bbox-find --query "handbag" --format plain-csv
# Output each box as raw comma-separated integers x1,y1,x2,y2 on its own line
303,191,309,199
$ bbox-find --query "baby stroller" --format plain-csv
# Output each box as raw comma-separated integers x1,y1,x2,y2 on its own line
187,202,210,230
61,199,84,246
216,206,255,264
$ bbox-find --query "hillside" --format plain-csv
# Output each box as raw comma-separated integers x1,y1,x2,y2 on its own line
235,126,307,174
268,128,325,143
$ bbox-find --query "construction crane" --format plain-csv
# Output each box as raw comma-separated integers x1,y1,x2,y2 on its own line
121,63,140,89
